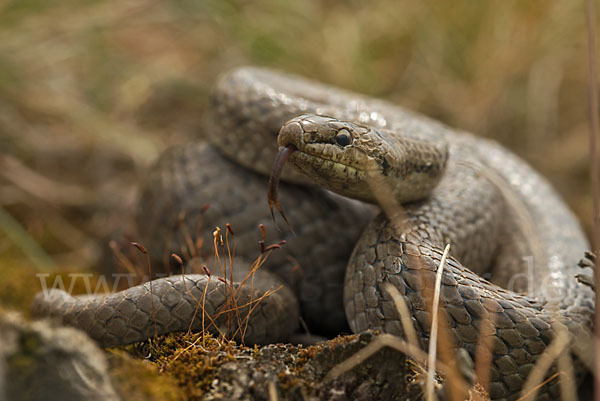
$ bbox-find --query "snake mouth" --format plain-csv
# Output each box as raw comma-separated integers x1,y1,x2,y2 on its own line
267,144,297,226
277,115,370,174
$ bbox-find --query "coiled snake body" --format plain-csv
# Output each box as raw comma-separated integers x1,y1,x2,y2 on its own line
32,67,594,400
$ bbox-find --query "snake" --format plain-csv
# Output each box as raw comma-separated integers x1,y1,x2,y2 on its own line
31,67,595,400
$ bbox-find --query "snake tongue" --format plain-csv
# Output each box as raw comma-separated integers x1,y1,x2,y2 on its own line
268,144,297,230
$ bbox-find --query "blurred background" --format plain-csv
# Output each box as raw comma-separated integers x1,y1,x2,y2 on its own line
0,0,596,308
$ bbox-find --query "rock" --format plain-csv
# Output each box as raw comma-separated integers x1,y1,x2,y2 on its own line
199,331,414,401
0,310,120,401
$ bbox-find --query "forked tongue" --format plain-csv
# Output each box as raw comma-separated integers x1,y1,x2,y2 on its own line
267,144,297,232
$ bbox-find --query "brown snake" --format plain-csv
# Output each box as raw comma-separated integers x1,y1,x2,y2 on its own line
32,67,594,400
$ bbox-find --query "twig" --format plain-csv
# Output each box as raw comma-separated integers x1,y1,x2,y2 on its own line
518,327,570,401
584,1,600,400
131,242,157,338
0,154,95,206
224,224,244,337
554,321,577,401
0,205,56,270
109,240,138,277
268,378,279,401
177,211,198,259
201,265,211,347
517,372,569,401
586,0,600,256
425,243,451,401
324,333,451,382
383,283,420,349
473,313,496,395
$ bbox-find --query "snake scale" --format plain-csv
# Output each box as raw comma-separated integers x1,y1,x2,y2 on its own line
32,67,594,400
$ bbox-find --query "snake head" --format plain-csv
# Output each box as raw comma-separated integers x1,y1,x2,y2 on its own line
276,114,448,204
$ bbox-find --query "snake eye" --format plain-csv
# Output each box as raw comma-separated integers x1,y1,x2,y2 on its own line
335,129,352,147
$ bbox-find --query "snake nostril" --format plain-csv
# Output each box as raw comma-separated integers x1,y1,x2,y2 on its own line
335,129,352,147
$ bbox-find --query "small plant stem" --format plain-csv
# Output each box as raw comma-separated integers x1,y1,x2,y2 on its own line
425,243,450,401
0,206,56,270
584,1,600,400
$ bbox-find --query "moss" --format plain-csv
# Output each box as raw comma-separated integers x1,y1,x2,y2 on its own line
116,331,351,399
293,333,360,375
0,255,110,316
0,258,42,312
108,349,184,401
119,332,251,401
6,331,42,384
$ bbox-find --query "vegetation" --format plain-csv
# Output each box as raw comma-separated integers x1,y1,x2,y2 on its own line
0,1,596,400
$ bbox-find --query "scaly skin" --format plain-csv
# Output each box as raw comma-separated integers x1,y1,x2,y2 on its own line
276,112,594,400
33,143,374,341
32,67,594,400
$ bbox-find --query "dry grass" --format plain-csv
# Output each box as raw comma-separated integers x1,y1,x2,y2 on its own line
0,1,596,400
583,1,600,400
327,268,590,401
112,216,287,349
426,244,451,401
0,0,595,269
336,140,590,400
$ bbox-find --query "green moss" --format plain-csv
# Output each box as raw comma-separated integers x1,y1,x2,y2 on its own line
4,329,65,401
6,331,41,380
119,332,249,401
0,257,112,315
108,350,183,401
0,258,43,312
